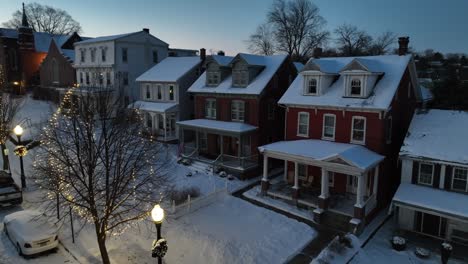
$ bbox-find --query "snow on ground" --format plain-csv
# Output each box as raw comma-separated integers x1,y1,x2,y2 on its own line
311,234,360,264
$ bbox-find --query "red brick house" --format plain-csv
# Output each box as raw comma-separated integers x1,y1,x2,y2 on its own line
259,38,423,231
177,53,296,178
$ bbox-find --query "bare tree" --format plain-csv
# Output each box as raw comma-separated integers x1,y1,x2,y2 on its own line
267,0,329,61
0,93,22,171
334,24,373,56
368,31,397,55
2,2,82,35
33,89,171,264
246,23,276,56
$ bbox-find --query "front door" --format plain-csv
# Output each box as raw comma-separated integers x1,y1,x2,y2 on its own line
347,175,358,194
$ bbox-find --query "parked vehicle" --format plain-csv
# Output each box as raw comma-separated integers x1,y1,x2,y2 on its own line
4,210,59,256
0,171,22,207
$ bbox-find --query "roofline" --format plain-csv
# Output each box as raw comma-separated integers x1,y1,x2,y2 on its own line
399,155,468,168
74,31,169,46
280,103,388,113
136,58,201,83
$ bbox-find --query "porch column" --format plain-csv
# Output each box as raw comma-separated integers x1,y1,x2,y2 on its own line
292,162,300,201
318,168,329,209
439,164,446,189
163,113,167,141
261,155,269,194
373,165,379,195
354,173,367,220
283,160,288,181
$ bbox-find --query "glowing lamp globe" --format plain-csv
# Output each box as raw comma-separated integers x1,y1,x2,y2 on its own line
13,125,23,136
151,204,164,224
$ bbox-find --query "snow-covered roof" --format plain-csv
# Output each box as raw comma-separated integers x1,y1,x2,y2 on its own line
34,32,71,52
136,57,201,82
258,139,383,170
75,32,136,45
293,62,304,72
177,119,257,134
393,183,468,220
131,101,178,113
279,55,413,110
61,49,75,62
211,55,234,66
400,109,468,164
189,54,288,95
0,28,18,38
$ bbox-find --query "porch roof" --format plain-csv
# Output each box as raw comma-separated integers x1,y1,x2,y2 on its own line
258,139,383,171
177,119,257,135
393,183,468,221
131,101,178,113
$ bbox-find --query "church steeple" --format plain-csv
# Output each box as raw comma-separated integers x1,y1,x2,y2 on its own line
21,3,29,28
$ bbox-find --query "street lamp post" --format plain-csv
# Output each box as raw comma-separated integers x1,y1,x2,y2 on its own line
151,204,167,264
13,125,26,189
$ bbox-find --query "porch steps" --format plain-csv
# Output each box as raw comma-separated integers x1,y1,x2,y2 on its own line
189,161,213,174
322,211,352,232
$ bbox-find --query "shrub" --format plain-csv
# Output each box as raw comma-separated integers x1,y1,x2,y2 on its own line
169,187,200,205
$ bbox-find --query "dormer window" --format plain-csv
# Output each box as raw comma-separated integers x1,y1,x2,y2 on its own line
207,72,220,86
350,79,362,96
307,78,318,94
233,70,248,87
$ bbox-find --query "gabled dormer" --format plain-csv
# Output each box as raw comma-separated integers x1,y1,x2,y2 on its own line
340,58,384,98
229,54,265,88
204,55,233,87
300,60,338,96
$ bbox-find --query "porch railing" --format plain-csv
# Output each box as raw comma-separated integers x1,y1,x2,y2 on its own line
364,194,377,216
182,146,198,159
219,154,258,170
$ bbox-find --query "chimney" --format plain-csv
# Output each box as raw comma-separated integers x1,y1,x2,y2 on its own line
142,28,150,34
313,47,322,59
217,50,225,56
200,48,206,61
398,37,409,56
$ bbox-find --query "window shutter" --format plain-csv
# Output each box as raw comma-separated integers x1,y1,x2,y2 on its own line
433,164,441,188
445,166,453,190
244,101,249,123
411,161,419,184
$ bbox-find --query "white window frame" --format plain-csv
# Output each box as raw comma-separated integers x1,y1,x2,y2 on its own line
169,85,175,101
101,49,107,62
386,116,393,144
305,77,318,95
350,116,366,144
451,167,468,192
297,112,309,137
231,100,245,122
207,72,220,86
91,49,96,62
145,84,151,99
205,99,217,119
328,171,335,187
322,114,336,140
418,163,434,186
350,78,362,97
156,85,162,100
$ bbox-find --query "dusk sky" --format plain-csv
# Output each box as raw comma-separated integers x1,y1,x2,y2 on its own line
1,0,466,55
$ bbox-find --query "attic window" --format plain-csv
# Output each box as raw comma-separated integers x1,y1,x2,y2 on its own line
233,70,248,87
207,72,220,86
350,79,362,96
306,78,318,95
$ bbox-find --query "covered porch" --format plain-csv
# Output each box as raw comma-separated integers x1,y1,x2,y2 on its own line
259,139,384,229
177,119,259,174
133,101,179,142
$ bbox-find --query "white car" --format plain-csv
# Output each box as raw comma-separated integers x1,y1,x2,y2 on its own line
4,210,59,256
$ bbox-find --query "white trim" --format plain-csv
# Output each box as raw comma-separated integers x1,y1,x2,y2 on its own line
304,76,318,95
205,98,217,119
297,112,310,137
451,167,468,192
350,116,366,145
418,162,434,186
231,100,245,122
322,114,336,141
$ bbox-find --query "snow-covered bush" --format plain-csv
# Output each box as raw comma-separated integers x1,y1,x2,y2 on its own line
169,187,200,205
219,171,227,178
391,236,406,251
415,247,430,258
441,242,452,251
227,174,235,181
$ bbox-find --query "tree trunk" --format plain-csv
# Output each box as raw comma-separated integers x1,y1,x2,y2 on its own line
95,226,111,264
1,144,9,171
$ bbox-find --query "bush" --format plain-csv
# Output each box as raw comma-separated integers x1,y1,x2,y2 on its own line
169,187,200,205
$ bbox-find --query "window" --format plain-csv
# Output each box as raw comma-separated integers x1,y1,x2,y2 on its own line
233,71,248,87
322,114,336,140
91,49,96,62
157,85,162,100
307,78,318,94
99,73,103,85
297,112,309,137
169,85,174,100
207,72,220,86
298,164,307,180
350,79,362,96
152,50,158,63
418,163,434,186
386,116,393,143
102,49,107,62
199,132,208,150
452,168,468,192
85,72,90,85
79,72,83,84
80,50,85,63
146,113,152,129
351,116,366,144
123,72,129,86
231,100,245,122
328,171,335,187
145,85,151,99
122,48,128,63
106,72,111,86
205,99,216,119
